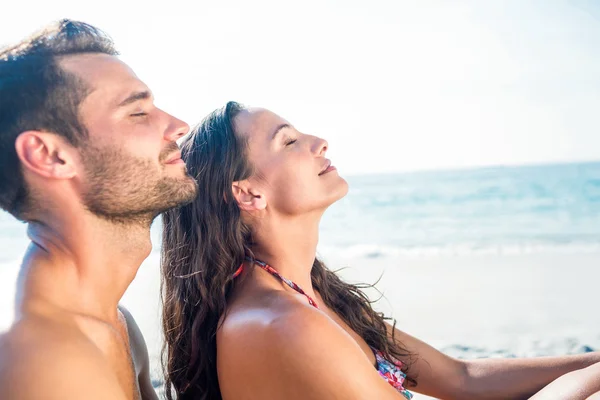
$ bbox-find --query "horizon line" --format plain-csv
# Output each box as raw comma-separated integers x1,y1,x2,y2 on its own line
343,158,600,177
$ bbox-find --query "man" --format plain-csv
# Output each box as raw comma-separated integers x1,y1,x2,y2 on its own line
0,20,198,399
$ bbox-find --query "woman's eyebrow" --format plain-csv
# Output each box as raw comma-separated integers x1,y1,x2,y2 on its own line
271,123,292,140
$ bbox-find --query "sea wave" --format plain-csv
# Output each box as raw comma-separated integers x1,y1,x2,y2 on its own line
319,241,600,259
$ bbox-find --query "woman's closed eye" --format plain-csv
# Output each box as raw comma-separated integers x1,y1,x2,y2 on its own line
284,138,297,146
131,112,148,117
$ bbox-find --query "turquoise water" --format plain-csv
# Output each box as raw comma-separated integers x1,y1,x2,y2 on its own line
2,161,600,262
320,161,600,257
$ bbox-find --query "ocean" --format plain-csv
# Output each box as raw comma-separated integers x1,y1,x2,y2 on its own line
321,161,600,257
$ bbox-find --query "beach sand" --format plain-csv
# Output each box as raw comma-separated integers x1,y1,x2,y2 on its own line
2,250,598,399
118,250,600,399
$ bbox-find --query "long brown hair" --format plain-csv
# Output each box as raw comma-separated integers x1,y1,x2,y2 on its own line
161,101,416,400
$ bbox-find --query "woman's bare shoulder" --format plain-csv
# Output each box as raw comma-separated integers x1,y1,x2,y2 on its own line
218,288,325,345
217,295,403,400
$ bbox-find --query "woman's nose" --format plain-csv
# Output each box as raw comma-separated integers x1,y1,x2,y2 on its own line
314,137,328,156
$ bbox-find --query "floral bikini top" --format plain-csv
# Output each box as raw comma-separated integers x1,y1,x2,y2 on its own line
235,259,413,399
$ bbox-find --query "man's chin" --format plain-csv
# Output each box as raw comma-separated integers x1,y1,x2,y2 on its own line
83,174,199,225
150,188,197,222
167,177,199,207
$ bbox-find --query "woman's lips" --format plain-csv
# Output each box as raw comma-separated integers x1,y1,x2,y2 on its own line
319,165,337,175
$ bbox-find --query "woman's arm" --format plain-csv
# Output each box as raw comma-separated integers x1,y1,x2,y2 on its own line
386,323,600,399
528,361,600,400
587,391,600,400
462,355,600,399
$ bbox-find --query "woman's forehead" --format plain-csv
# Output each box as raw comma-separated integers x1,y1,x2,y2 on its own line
235,108,289,139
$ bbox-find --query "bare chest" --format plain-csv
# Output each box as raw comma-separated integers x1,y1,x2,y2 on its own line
77,313,141,400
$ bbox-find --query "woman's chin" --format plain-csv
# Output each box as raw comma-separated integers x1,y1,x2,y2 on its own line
337,177,350,198
327,179,350,205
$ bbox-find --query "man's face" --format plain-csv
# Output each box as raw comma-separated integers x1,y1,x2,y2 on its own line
60,54,198,224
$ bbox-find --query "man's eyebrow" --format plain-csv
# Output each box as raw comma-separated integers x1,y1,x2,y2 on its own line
271,123,291,139
117,90,152,107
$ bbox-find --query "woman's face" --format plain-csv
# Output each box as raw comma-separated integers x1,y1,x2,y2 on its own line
234,108,348,216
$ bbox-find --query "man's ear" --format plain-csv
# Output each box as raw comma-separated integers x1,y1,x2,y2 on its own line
232,180,267,211
14,131,78,179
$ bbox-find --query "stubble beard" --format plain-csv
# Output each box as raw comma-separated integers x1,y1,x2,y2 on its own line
80,144,198,227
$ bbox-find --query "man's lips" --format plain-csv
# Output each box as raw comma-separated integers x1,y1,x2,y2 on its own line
164,152,184,164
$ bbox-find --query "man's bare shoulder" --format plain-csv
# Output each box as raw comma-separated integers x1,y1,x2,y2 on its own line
0,314,98,356
0,318,128,400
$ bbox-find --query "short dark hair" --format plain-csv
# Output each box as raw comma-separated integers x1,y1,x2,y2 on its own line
0,19,118,219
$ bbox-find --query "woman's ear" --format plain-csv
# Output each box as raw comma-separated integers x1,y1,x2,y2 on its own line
232,180,267,211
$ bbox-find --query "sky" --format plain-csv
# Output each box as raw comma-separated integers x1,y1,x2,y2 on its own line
2,0,600,175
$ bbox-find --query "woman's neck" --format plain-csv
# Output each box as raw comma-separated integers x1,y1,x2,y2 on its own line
250,214,321,297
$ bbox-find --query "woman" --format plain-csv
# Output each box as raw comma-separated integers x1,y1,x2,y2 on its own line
161,101,600,400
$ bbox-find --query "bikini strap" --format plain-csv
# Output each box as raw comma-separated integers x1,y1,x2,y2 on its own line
239,258,319,309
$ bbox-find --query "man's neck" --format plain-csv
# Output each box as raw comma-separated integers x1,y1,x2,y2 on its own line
17,211,153,324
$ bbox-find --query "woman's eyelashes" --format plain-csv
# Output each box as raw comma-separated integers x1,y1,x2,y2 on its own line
284,137,297,146
130,112,148,118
